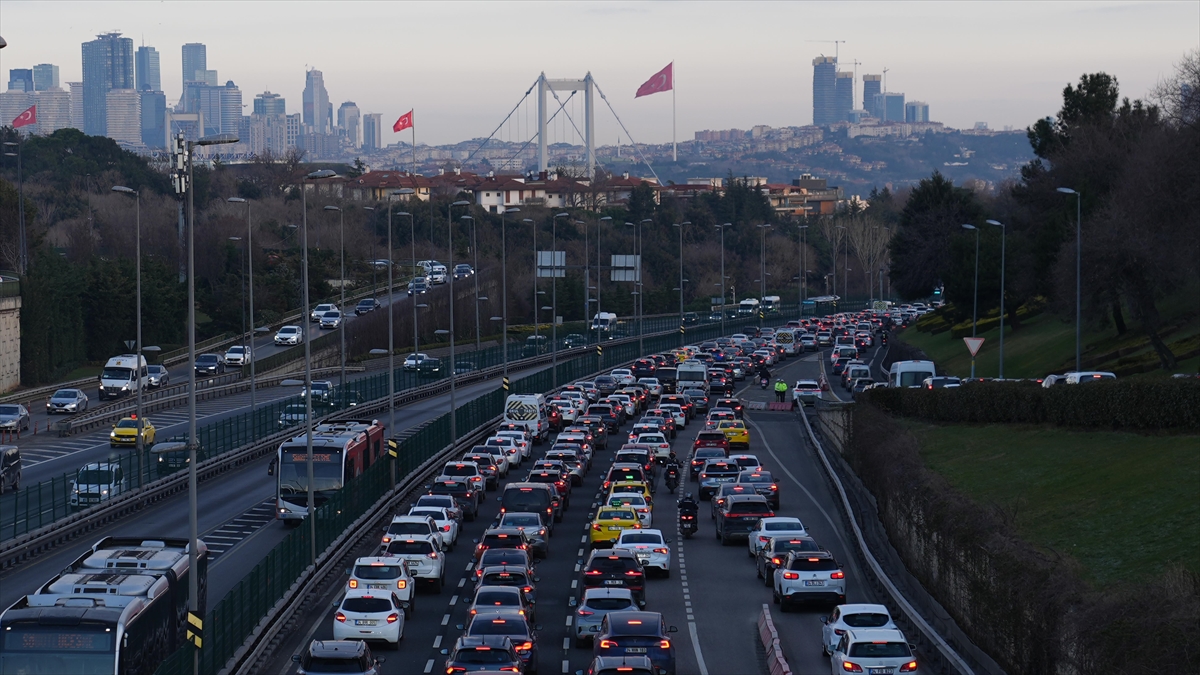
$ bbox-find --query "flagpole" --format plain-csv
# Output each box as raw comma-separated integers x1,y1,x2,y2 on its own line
411,114,416,175
672,62,677,163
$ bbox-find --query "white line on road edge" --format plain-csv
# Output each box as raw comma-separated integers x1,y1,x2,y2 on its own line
449,595,458,605
688,621,710,675
424,658,434,673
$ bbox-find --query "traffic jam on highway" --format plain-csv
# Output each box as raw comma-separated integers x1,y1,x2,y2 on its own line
275,309,928,675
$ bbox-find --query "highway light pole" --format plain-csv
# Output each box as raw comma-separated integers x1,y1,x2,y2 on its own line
757,223,771,327
962,223,980,379
227,197,258,415
179,132,236,673
528,218,538,344
499,208,520,383
460,214,481,352
553,213,570,385
448,200,472,441
716,222,732,335
324,205,347,390
672,221,691,327
2,140,26,274
597,216,612,361
1057,187,1082,372
111,186,144,478
797,224,809,316
986,219,1007,379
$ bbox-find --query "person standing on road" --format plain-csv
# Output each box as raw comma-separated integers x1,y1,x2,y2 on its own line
773,378,788,403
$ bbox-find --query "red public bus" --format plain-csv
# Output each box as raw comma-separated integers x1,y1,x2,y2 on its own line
271,418,386,524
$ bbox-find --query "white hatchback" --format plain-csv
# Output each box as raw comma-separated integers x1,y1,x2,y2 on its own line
820,604,897,657
830,628,919,674
332,588,405,647
637,377,663,397
614,529,671,576
610,368,635,386
408,506,460,550
748,517,808,557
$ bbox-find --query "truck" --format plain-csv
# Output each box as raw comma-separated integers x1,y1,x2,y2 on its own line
503,394,549,444
591,312,618,338
98,354,148,401
774,328,799,356
737,298,759,316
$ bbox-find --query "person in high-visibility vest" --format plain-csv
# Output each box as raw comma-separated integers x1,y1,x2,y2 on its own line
773,378,788,403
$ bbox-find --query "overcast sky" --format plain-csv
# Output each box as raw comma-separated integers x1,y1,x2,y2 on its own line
2,1,1197,145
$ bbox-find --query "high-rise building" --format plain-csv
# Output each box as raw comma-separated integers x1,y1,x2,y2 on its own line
221,80,242,135
811,56,838,127
105,88,141,144
873,92,906,123
135,46,160,92
835,72,854,122
139,89,166,147
253,91,286,116
302,69,330,133
33,89,72,135
68,82,84,129
182,82,223,135
32,64,59,91
338,101,360,148
362,113,382,150
181,43,206,84
82,32,135,136
286,113,301,149
200,69,218,87
7,69,33,92
862,75,881,117
905,101,930,123
0,91,31,129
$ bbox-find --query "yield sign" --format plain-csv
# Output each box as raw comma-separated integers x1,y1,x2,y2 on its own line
963,337,985,357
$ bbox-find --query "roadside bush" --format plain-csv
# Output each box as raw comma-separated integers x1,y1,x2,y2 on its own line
864,378,1200,431
949,300,1046,338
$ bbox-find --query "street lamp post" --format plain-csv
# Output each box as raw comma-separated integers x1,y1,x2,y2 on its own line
448,200,472,441
986,220,1007,379
227,197,257,415
527,218,538,343
797,224,809,316
1057,187,1082,372
324,205,347,389
111,186,144,478
552,213,570,386
833,224,845,303
2,140,26,274
597,216,612,362
459,214,481,352
716,223,732,335
962,223,980,379
757,224,771,327
672,221,691,328
499,208,520,383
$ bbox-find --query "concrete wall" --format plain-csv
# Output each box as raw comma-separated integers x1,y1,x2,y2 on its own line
0,294,20,394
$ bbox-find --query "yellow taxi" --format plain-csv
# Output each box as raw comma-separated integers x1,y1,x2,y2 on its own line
589,506,641,547
110,415,156,448
717,419,750,449
607,480,653,505
606,493,653,527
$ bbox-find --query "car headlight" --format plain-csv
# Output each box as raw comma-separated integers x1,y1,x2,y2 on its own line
99,384,106,390
110,431,117,438
101,489,109,496
121,384,130,391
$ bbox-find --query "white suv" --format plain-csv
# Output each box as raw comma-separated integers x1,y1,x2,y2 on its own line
381,515,445,552
380,534,445,592
748,517,808,557
614,529,671,577
830,628,920,674
332,588,405,647
408,506,459,550
310,303,337,321
773,550,846,610
347,556,416,616
438,461,485,492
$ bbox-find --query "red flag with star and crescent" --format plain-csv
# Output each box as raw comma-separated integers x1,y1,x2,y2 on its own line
393,110,413,133
12,104,36,129
635,63,673,98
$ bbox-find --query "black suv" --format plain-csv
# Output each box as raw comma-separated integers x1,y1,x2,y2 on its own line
581,548,646,608
426,479,480,521
716,494,775,545
195,353,225,375
294,639,382,675
355,298,380,315
440,635,522,674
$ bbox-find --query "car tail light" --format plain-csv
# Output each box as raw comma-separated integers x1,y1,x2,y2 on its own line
428,552,438,559
771,557,781,565
396,579,407,589
599,639,617,649
831,571,845,579
625,570,643,577
759,536,770,543
841,662,864,673
348,579,358,589
442,525,451,531
592,523,602,531
577,608,594,616
335,612,346,623
834,628,846,636
515,641,533,652
381,536,392,544
386,613,400,624
782,572,799,580
659,639,671,649
586,569,603,576
654,548,669,554
900,661,918,672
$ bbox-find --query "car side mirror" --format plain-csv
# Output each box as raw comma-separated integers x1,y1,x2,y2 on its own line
496,496,502,502
575,670,585,675
267,460,276,476
668,626,679,633
588,625,600,633
820,616,829,624
472,538,479,544
111,424,116,429
439,648,450,655
375,656,385,664
291,655,301,663
455,623,464,630
535,624,544,631
532,575,541,582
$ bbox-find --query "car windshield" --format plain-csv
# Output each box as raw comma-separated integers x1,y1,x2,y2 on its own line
52,391,77,399
844,612,892,628
728,501,767,514
585,596,634,610
776,539,820,553
456,648,513,665
280,327,299,334
598,510,636,521
306,656,369,673
387,522,431,535
618,533,662,544
384,540,434,555
342,597,392,613
849,642,912,658
501,514,541,527
196,356,217,364
764,520,802,531
323,311,339,318
740,473,772,484
354,564,402,579
899,370,934,387
443,464,478,476
76,469,114,483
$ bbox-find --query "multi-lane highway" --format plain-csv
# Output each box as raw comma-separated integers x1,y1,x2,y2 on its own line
256,334,903,675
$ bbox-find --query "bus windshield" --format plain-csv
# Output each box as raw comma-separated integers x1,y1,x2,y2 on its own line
1,626,115,674
278,449,343,493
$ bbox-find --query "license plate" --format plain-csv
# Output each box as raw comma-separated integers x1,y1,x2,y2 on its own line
604,580,623,585
367,583,387,589
625,648,647,654
804,580,825,586
354,619,377,626
608,526,624,531
869,669,893,675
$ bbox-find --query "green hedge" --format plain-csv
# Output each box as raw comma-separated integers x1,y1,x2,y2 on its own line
949,301,1046,339
863,379,1200,431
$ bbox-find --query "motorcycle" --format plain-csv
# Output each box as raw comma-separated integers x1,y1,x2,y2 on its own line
664,466,680,493
759,376,769,389
678,509,698,538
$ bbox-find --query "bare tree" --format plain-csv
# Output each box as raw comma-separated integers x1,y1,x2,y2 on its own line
844,213,891,299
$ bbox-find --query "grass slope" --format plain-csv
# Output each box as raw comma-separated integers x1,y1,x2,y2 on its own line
909,421,1200,588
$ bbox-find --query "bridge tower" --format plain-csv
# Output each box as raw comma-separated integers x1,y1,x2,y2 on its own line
537,72,594,179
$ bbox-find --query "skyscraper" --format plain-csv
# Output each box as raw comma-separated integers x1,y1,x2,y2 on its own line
105,89,141,144
834,72,854,123
286,113,301,149
873,92,905,123
303,69,330,133
181,43,206,84
32,64,59,91
7,69,33,92
68,82,84,129
862,75,881,117
905,101,930,123
811,56,838,127
253,91,286,116
135,46,160,92
221,80,242,135
82,32,135,136
139,89,167,147
33,89,72,135
338,101,360,148
362,113,382,151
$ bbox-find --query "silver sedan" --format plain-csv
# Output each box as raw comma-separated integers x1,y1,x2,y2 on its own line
0,404,31,432
46,389,89,414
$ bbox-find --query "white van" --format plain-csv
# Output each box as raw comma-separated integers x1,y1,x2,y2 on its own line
774,329,799,356
98,354,148,401
503,394,549,444
69,462,127,508
888,360,936,388
676,360,709,394
429,264,448,284
591,312,618,336
1065,371,1116,384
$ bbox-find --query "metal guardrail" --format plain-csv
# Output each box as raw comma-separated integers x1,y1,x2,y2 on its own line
0,375,99,406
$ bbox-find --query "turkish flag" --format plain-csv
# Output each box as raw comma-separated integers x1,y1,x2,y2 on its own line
12,104,36,129
635,63,673,98
393,110,413,132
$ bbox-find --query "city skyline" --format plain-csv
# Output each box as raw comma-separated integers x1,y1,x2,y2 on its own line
0,1,1195,146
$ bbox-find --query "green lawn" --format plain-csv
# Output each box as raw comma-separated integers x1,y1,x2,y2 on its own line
909,421,1200,588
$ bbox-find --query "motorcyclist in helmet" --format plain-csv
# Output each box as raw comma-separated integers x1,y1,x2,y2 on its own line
677,491,699,514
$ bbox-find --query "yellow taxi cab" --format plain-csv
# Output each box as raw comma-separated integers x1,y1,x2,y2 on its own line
717,419,750,449
606,493,653,527
589,506,641,547
607,480,653,505
110,415,156,448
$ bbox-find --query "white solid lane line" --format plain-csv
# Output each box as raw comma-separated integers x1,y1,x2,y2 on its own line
688,621,710,675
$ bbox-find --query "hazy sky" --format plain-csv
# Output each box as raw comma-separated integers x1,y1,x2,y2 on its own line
1,1,1197,145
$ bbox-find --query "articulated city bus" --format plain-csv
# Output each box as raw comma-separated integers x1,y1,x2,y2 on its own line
270,418,386,524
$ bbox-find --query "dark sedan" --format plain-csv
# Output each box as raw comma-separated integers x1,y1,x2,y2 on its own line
591,610,678,675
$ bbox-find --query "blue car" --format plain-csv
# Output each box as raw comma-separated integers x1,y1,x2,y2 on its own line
592,610,678,675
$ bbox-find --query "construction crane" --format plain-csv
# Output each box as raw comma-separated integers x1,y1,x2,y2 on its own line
850,59,863,109
806,39,845,62
883,67,890,94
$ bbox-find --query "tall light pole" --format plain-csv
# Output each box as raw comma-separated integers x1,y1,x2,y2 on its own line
448,200,472,441
577,219,589,338
962,223,980,379
460,214,481,352
597,216,612,358
227,197,257,414
638,218,652,352
112,186,144,477
833,224,845,303
672,221,691,326
797,224,809,316
388,189,413,436
1057,187,1082,372
553,212,569,386
757,223,771,326
2,140,26,274
179,132,237,673
323,205,347,389
528,218,538,343
498,207,520,385
716,223,732,335
986,220,1007,379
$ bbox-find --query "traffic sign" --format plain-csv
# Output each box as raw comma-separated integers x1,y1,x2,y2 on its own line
387,439,398,458
963,337,985,357
187,612,203,649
